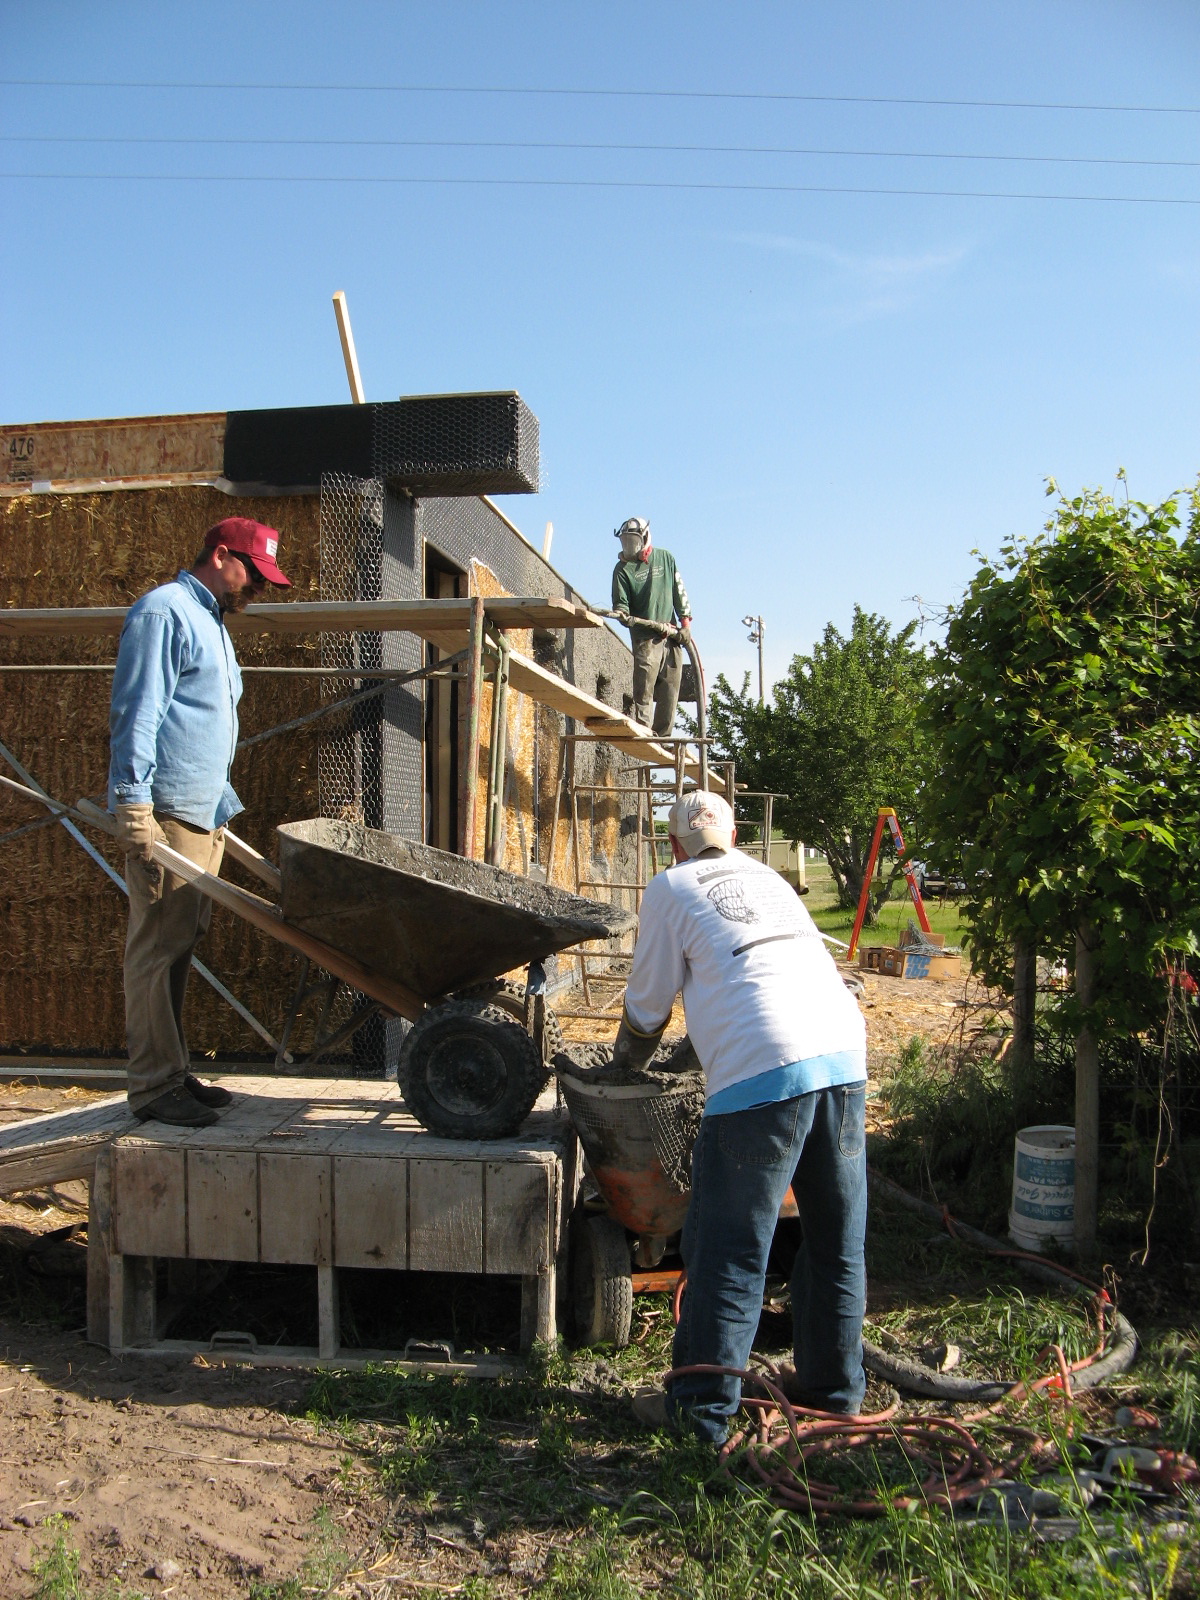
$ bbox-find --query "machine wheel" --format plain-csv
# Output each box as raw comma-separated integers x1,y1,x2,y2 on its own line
453,978,564,1070
398,999,544,1140
571,1208,633,1349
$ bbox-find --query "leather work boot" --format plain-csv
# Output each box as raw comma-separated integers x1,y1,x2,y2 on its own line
134,1087,220,1127
184,1074,234,1108
631,1387,669,1429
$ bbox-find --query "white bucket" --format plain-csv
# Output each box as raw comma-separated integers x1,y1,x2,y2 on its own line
1008,1124,1075,1250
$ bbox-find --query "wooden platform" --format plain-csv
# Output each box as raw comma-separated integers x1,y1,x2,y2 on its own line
87,1076,580,1363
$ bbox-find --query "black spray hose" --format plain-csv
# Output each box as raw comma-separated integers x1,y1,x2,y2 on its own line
864,1168,1139,1400
596,609,709,791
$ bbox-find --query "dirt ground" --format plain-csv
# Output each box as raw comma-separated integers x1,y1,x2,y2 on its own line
0,966,998,1596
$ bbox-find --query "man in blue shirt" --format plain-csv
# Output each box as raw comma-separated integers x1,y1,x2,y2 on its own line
108,517,291,1126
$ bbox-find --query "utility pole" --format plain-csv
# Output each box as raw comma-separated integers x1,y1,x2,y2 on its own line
742,615,765,704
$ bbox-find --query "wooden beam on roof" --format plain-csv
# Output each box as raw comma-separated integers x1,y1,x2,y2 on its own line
0,596,601,640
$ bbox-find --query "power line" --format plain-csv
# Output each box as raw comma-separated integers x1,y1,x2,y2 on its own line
2,134,1197,169
1,79,1199,115
2,170,1196,205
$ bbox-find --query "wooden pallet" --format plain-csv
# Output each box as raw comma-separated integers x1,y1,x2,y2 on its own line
87,1075,580,1363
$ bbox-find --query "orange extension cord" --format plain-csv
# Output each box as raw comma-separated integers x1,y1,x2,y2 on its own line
662,1199,1120,1516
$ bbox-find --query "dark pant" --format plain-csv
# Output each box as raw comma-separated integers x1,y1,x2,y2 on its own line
124,816,225,1112
668,1084,868,1443
631,634,683,737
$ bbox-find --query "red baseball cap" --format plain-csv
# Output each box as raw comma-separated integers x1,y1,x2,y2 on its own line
203,517,291,587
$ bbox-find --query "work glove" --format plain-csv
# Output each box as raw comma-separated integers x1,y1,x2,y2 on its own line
114,802,157,862
610,1009,667,1074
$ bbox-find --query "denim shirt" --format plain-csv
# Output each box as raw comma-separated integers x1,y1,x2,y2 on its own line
107,570,244,829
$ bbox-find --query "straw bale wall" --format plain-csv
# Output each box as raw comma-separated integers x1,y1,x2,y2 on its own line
1,484,643,1060
468,558,630,909
0,486,326,1058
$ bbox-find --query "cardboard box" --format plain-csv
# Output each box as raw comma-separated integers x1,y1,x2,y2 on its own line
902,951,962,981
878,947,908,978
857,946,884,971
898,928,946,951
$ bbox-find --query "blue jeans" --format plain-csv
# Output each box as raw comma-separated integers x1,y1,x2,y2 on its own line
667,1084,867,1444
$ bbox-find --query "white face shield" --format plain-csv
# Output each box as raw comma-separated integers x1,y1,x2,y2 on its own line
616,517,650,561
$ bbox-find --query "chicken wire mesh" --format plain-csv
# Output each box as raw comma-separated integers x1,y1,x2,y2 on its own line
372,393,539,495
315,472,421,1074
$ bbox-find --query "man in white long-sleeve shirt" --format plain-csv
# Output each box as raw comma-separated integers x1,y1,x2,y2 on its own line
615,791,868,1443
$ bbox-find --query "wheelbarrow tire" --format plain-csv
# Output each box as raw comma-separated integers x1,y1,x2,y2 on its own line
452,979,564,1070
398,999,544,1140
571,1209,633,1349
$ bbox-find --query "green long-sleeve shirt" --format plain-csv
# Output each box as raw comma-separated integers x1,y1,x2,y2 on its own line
611,547,691,641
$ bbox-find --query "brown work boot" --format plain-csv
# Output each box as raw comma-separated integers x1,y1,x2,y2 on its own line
631,1387,669,1429
184,1073,233,1108
133,1087,220,1127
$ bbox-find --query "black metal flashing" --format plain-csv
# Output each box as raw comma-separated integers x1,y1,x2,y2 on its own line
223,393,539,496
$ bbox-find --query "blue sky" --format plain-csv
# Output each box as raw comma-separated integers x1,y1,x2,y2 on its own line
3,1,1198,690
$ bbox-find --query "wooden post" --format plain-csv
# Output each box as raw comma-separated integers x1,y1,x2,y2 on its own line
520,1268,555,1350
458,596,485,859
1074,921,1100,1256
485,632,510,868
1011,937,1037,1082
87,1145,114,1347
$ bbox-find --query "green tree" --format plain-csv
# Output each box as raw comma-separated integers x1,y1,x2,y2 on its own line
922,478,1200,1250
708,607,929,917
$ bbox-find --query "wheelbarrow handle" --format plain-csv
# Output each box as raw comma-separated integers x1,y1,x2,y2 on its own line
72,796,281,895
0,774,424,1023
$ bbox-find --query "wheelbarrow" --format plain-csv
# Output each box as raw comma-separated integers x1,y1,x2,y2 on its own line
0,777,636,1141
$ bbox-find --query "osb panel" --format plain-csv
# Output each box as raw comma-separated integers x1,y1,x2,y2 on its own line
0,487,326,1056
0,413,225,490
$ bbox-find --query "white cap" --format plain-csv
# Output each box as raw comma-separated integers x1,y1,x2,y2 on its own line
667,790,735,857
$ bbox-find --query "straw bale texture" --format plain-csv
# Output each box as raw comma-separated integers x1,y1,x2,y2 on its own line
0,487,326,1057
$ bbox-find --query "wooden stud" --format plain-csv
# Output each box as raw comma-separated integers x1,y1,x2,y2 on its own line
111,1254,156,1351
332,291,366,406
458,595,485,859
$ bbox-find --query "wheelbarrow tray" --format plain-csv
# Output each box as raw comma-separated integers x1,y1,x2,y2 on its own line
277,818,636,1001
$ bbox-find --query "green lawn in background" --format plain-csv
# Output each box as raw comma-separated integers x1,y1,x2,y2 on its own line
800,855,969,949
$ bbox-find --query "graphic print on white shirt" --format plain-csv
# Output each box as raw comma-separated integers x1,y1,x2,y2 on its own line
622,852,866,1103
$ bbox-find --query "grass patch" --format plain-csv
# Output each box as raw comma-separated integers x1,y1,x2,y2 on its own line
299,1284,1198,1598
247,1505,348,1600
803,859,968,948
29,1516,82,1600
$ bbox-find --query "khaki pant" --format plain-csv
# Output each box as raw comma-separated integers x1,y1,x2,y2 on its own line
632,634,683,737
124,815,225,1112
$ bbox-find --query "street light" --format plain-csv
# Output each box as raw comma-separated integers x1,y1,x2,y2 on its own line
742,614,764,704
